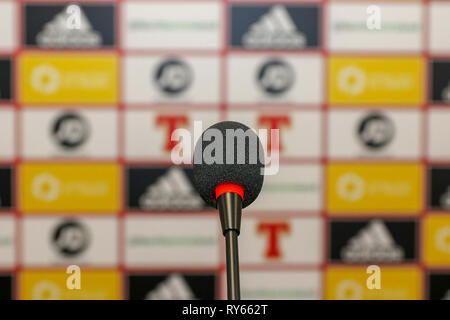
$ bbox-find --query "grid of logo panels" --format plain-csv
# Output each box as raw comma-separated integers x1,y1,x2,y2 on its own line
0,0,449,300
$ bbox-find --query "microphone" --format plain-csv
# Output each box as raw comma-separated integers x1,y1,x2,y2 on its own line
192,121,265,300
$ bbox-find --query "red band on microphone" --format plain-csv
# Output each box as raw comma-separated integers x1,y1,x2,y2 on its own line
215,184,244,201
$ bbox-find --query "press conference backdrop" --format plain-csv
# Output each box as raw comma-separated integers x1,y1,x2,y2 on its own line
0,0,449,300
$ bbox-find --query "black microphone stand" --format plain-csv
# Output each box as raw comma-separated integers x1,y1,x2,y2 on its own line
217,192,242,300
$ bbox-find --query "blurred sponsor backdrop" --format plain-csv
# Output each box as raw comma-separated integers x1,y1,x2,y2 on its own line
0,0,449,300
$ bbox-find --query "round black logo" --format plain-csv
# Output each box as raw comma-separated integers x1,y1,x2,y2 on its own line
51,113,90,149
52,220,90,257
357,113,395,149
257,59,295,95
154,59,192,94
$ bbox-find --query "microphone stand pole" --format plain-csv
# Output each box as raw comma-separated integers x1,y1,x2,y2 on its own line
217,192,242,300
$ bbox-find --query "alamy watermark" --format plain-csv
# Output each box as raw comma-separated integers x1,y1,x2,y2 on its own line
170,121,280,176
366,265,381,290
366,5,381,30
66,5,82,30
66,265,81,290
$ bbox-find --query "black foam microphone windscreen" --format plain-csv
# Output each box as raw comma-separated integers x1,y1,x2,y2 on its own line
193,121,265,208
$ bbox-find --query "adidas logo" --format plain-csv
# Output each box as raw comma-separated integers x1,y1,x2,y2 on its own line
442,82,450,103
145,274,196,300
242,5,306,49
36,5,102,48
440,186,450,209
341,220,404,262
138,167,204,210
